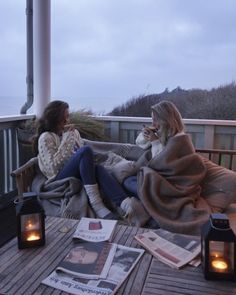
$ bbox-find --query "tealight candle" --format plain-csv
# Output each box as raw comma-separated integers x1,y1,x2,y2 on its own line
26,233,41,241
211,258,228,272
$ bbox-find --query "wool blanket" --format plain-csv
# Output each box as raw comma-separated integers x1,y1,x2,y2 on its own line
137,134,211,235
32,171,95,219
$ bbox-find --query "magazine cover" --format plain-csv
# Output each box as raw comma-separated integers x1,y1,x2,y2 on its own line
57,242,117,279
42,244,144,295
135,229,201,269
73,217,118,242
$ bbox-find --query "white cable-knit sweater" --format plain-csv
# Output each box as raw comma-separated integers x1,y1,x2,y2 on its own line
37,129,84,180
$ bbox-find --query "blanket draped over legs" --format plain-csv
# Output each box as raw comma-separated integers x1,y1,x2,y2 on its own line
137,134,212,235
32,172,95,219
31,140,137,220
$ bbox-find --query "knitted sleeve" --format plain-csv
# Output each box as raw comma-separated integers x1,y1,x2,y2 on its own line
151,139,163,158
73,128,84,147
38,131,77,179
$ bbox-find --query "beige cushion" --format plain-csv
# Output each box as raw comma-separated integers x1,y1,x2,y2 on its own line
201,157,236,212
102,152,137,183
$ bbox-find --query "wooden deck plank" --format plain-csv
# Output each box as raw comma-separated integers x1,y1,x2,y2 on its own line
143,279,236,295
0,217,66,277
0,218,77,294
142,259,236,295
7,220,78,295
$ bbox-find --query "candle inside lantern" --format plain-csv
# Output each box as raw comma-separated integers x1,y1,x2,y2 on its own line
26,232,41,241
211,258,228,272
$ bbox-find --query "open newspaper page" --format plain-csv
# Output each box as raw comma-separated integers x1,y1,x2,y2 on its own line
42,244,144,295
135,229,200,269
73,217,118,242
56,242,117,279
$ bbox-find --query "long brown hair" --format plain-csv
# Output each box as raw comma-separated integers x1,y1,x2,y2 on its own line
151,100,184,145
33,100,69,154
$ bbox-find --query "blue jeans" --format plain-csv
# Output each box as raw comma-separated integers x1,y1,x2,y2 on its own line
56,146,128,206
123,176,139,199
56,146,96,184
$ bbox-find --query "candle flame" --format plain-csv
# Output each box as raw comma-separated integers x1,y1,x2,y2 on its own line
26,234,40,241
211,259,228,270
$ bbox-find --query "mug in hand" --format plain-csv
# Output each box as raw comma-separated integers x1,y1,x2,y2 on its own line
64,124,75,131
143,125,158,136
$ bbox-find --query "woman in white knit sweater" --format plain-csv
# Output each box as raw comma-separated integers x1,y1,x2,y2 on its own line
33,100,149,224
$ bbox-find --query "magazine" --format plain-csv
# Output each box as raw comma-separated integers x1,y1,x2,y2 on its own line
135,229,201,269
56,242,117,279
42,244,144,295
73,217,118,242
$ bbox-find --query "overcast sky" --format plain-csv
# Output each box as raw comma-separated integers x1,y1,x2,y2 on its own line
0,0,236,115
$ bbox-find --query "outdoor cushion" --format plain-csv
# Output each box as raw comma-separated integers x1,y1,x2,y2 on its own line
201,156,236,212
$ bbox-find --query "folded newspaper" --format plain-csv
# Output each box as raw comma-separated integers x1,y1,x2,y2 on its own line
56,242,116,279
135,229,201,269
73,217,118,242
42,244,144,295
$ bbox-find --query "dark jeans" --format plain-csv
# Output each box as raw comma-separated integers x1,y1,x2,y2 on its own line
123,176,139,199
123,175,159,228
56,146,127,206
56,146,96,184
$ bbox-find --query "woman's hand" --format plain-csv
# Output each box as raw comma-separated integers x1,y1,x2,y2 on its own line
64,124,75,132
142,126,159,142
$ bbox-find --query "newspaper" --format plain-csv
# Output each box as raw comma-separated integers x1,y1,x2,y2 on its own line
56,242,117,279
135,229,201,269
73,217,118,242
42,244,144,295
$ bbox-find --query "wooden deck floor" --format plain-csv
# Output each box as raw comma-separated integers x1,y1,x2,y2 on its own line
0,217,236,295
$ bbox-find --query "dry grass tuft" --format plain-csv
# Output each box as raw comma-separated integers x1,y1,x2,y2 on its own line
70,111,108,141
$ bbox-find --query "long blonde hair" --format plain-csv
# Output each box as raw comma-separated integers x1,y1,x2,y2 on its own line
151,101,184,145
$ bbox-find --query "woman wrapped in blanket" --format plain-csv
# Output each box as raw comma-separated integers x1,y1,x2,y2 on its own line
122,100,210,234
33,100,149,225
123,100,185,196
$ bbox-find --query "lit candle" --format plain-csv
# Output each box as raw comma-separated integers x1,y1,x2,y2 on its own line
26,233,41,241
211,258,228,272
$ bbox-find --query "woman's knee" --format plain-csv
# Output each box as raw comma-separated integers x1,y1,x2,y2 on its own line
123,176,138,194
95,164,106,175
74,145,93,159
80,145,93,155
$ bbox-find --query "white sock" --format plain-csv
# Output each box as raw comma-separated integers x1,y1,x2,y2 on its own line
120,197,132,217
120,197,149,226
84,184,111,218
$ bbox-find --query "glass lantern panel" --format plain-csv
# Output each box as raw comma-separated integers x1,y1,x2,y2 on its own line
209,241,234,273
20,213,42,242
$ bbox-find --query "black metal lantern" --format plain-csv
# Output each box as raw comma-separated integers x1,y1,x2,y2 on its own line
201,213,236,281
15,192,45,249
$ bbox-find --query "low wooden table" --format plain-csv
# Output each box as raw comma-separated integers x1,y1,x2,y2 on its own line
0,216,236,295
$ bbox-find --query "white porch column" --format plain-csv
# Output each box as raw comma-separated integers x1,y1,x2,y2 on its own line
33,0,51,117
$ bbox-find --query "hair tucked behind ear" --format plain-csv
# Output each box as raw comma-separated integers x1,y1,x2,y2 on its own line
151,100,184,145
32,100,69,154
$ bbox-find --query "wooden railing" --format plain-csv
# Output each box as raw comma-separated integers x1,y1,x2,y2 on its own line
95,116,236,150
0,114,34,198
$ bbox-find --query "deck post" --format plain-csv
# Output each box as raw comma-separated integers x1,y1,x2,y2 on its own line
33,0,51,117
